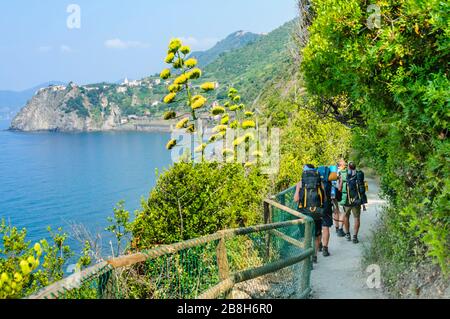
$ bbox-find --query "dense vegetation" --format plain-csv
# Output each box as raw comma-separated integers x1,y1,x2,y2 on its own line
132,163,268,248
301,0,449,284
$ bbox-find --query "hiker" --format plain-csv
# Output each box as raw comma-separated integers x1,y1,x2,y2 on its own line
334,159,347,237
338,161,368,244
294,164,327,263
317,165,338,257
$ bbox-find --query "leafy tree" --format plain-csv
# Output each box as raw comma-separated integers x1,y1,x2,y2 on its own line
301,0,449,273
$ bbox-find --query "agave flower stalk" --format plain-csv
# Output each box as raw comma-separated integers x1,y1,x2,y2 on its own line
158,38,216,162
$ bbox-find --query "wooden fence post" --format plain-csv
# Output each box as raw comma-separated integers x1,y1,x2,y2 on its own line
216,236,231,298
300,218,313,298
263,201,272,259
217,237,230,281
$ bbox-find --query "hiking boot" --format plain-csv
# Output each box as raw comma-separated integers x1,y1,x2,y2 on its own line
345,233,351,241
337,228,346,237
319,242,323,252
322,246,330,257
312,255,318,263
353,235,359,244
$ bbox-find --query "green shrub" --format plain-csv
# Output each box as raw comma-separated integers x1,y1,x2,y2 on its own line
131,162,268,248
301,0,449,273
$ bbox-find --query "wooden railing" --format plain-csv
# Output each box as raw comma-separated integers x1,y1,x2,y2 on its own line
28,192,314,299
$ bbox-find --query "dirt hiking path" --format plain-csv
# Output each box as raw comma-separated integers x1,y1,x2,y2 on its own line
309,177,386,299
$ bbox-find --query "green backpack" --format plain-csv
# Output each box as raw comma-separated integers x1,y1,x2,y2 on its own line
339,170,349,206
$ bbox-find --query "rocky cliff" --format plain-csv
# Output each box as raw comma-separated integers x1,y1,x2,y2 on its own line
10,84,122,132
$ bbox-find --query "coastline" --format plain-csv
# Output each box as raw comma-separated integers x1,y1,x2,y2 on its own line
6,119,176,133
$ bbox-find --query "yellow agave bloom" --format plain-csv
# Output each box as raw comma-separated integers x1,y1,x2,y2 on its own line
163,93,177,104
209,133,224,142
166,139,177,150
201,82,216,91
252,150,264,158
224,102,230,108
160,69,171,80
163,111,177,120
242,120,256,129
1,273,9,284
221,115,230,125
27,256,36,266
211,106,225,115
229,105,239,112
195,143,207,153
229,87,238,95
34,243,42,256
19,260,31,275
230,120,239,129
244,161,257,168
176,118,189,129
168,38,182,53
14,273,23,283
245,111,254,117
191,95,207,110
187,68,202,79
180,45,191,55
244,132,255,141
233,95,241,102
174,74,188,85
168,84,182,93
173,58,184,69
185,58,197,69
186,124,195,133
233,136,246,147
222,148,234,156
165,52,175,64
212,125,228,133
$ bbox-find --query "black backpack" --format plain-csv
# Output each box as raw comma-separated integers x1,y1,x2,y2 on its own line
298,170,324,211
347,170,368,206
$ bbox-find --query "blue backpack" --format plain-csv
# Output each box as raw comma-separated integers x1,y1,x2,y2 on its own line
317,166,331,197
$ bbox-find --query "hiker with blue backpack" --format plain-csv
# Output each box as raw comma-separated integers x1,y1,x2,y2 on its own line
317,164,338,258
338,162,368,244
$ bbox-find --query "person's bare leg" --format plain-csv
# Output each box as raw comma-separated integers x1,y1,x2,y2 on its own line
322,227,330,247
339,211,345,229
354,217,360,236
315,236,320,255
333,201,340,230
344,213,350,234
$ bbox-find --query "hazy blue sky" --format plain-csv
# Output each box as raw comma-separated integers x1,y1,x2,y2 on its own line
0,0,298,91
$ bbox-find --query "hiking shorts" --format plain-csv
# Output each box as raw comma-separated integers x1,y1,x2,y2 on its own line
298,208,322,238
344,205,361,218
321,202,333,228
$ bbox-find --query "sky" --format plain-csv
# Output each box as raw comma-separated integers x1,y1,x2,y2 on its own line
0,0,298,91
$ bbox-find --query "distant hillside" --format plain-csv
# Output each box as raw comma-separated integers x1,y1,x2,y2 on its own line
10,20,295,132
191,31,263,67
201,20,295,107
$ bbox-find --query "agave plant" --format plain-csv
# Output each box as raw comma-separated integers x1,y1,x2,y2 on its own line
158,38,217,161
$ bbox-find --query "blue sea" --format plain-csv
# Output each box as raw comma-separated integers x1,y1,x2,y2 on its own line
0,119,172,256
